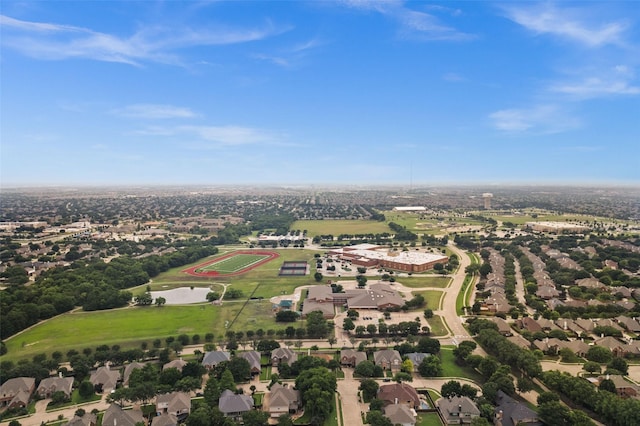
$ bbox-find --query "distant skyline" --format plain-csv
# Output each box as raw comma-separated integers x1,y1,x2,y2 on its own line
1,1,639,187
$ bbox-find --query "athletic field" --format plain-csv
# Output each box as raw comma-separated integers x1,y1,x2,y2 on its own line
182,250,279,277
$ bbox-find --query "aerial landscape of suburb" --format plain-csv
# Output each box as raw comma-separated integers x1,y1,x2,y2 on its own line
1,2,639,426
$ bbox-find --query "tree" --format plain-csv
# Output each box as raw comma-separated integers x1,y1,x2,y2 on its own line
219,368,236,392
343,318,355,333
418,356,442,377
586,346,613,363
365,411,393,426
306,311,330,338
242,410,269,426
607,357,629,375
441,380,463,398
599,378,617,393
328,337,337,348
393,372,412,383
359,378,379,402
78,380,94,399
257,340,280,353
401,359,414,374
155,296,166,307
417,336,440,354
277,414,294,426
423,308,434,319
314,272,323,282
275,310,299,322
583,361,601,374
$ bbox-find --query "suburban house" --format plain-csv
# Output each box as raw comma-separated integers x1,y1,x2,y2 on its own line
202,351,231,369
218,389,253,420
601,375,640,398
494,390,541,426
384,403,416,426
271,348,297,367
0,377,35,409
378,383,421,409
405,353,430,372
89,366,120,392
374,349,402,372
151,412,179,426
123,362,145,386
516,317,542,333
436,396,480,424
269,383,301,418
163,358,188,372
37,377,74,399
156,392,191,421
238,351,262,376
102,403,145,426
66,412,97,426
340,349,367,367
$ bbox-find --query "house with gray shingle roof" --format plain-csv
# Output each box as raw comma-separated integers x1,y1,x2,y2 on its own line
102,404,145,426
123,362,145,386
405,353,431,371
218,389,253,420
238,351,261,375
156,392,191,420
0,377,35,409
269,383,300,418
271,348,297,367
151,412,178,426
90,366,120,392
384,403,416,426
163,358,188,372
340,349,367,367
436,396,480,424
494,390,541,426
616,316,640,332
65,412,97,426
374,349,402,371
378,383,420,409
202,351,231,369
37,377,74,399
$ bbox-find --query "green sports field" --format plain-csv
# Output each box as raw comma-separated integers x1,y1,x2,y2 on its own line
196,254,269,273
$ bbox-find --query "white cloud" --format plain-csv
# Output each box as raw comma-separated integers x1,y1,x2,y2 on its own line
442,72,465,82
135,124,285,147
489,104,580,134
113,104,198,119
550,66,640,98
0,14,288,66
340,0,473,41
502,4,627,47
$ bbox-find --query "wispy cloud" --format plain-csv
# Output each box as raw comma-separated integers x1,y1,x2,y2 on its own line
340,0,473,41
135,124,288,147
550,65,640,98
501,3,628,47
113,104,198,119
0,14,288,66
489,104,581,134
253,37,325,68
442,72,465,82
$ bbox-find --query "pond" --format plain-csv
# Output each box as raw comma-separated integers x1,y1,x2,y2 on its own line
150,287,211,304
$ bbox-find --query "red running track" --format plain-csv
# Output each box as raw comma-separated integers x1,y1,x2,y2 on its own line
182,250,280,277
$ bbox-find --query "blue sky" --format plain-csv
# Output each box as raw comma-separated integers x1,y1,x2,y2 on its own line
1,1,639,187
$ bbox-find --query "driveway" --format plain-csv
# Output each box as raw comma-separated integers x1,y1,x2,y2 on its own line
337,369,365,426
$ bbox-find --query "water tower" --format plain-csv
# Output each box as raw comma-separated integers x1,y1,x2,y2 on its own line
482,193,493,210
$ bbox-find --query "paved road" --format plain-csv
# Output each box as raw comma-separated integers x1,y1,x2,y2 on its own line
337,369,365,426
439,244,474,340
513,259,535,316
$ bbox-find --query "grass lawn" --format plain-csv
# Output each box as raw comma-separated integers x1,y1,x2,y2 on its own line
411,290,444,310
197,253,270,273
397,276,451,289
415,412,443,426
439,347,483,383
427,315,448,337
291,220,391,237
3,301,287,361
253,392,264,406
260,366,272,381
293,396,339,425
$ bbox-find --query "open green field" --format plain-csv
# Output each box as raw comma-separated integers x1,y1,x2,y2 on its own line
3,301,289,362
412,290,444,310
440,347,483,382
291,219,391,237
150,248,318,299
382,211,487,234
492,210,614,226
427,315,448,337
398,276,451,289
196,253,269,273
